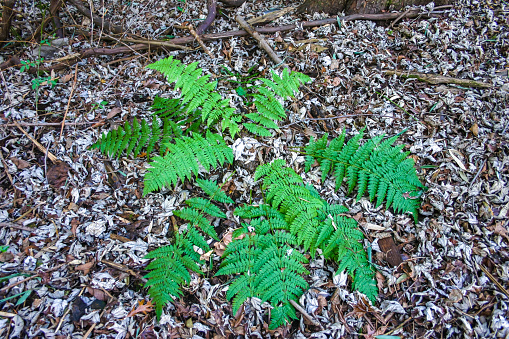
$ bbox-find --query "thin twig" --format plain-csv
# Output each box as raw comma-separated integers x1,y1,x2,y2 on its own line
101,259,147,283
187,25,213,58
60,64,79,141
0,151,17,193
235,15,285,67
479,264,509,299
289,299,323,328
468,158,486,190
384,69,492,88
0,275,39,294
280,113,403,128
14,122,59,164
55,286,86,333
0,222,35,232
1,121,98,127
82,308,106,339
390,8,412,28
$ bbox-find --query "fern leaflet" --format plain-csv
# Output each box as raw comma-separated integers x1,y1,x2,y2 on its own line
143,132,233,195
304,128,427,222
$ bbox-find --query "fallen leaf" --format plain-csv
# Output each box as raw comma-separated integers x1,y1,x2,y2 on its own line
76,259,95,275
127,300,155,317
47,161,70,189
0,252,14,262
10,157,30,169
470,123,479,136
106,107,122,119
60,73,74,83
71,218,80,237
378,236,403,267
87,286,108,301
71,297,87,321
331,77,341,86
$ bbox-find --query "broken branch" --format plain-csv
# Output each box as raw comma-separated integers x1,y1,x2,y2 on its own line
384,70,492,88
235,15,285,66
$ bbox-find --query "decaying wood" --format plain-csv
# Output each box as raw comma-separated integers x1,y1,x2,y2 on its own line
67,0,124,34
235,15,285,66
247,7,296,26
9,8,447,73
289,299,323,328
0,0,17,44
384,70,492,88
220,0,247,7
297,0,452,15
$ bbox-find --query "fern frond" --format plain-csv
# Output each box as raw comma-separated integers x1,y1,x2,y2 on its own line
195,178,234,204
91,117,179,158
143,132,233,195
143,244,201,319
242,123,272,137
216,231,309,328
304,129,426,222
174,207,219,241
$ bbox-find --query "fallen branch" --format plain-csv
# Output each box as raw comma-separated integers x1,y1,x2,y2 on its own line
289,299,323,328
67,0,124,34
1,121,98,127
18,8,446,72
196,0,217,35
0,222,34,232
235,15,285,66
60,64,79,140
101,259,147,283
14,122,59,164
384,70,492,88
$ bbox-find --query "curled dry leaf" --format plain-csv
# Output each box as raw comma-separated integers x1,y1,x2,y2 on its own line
76,259,95,275
127,300,154,317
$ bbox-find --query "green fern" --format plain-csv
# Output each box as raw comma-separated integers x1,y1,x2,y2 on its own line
91,117,183,158
304,128,426,222
216,222,309,330
254,159,377,302
144,232,203,319
243,69,310,137
145,180,232,319
147,57,239,137
143,131,234,195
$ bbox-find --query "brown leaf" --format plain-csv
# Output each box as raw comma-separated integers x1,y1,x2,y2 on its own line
378,236,403,267
47,161,70,189
331,77,341,87
214,231,234,256
106,107,122,120
87,286,108,301
470,123,479,137
76,259,95,275
0,252,14,262
71,218,80,237
10,157,30,169
60,73,74,83
127,300,155,317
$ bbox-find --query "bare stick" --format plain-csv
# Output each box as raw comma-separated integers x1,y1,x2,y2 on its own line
235,15,285,67
188,25,214,58
60,64,79,140
0,151,17,193
0,222,34,232
14,122,59,164
120,38,191,50
2,121,98,127
247,6,295,26
196,0,217,35
101,259,147,283
67,0,123,34
384,70,492,88
289,299,323,328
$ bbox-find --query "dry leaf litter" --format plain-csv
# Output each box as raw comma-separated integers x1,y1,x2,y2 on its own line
0,0,508,338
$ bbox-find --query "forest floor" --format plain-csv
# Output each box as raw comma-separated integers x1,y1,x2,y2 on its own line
0,0,508,338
